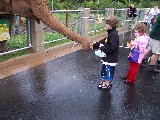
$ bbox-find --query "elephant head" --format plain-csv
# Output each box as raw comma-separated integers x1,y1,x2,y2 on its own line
0,0,89,51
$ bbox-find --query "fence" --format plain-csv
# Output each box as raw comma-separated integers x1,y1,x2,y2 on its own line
44,10,83,49
0,8,150,58
89,10,106,35
0,15,32,55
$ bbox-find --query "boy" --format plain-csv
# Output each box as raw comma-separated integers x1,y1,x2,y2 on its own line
90,16,119,90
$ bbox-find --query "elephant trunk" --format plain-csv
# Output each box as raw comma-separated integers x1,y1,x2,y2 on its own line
31,0,89,52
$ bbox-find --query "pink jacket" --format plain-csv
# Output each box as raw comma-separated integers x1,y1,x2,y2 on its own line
130,33,149,63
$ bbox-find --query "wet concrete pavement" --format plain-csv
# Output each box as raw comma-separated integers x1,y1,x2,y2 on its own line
0,48,160,120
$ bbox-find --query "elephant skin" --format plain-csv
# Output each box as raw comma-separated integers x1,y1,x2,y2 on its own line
0,0,89,51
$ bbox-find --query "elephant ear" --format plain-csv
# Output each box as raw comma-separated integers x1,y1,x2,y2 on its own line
4,0,11,4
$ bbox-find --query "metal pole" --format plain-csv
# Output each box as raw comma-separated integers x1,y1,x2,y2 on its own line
52,0,53,11
140,0,142,8
26,18,31,46
98,0,99,8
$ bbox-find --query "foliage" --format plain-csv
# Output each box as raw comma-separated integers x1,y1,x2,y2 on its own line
6,34,27,49
47,0,159,9
0,32,72,62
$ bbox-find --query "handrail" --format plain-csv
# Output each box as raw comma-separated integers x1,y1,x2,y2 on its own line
52,10,83,13
0,46,32,56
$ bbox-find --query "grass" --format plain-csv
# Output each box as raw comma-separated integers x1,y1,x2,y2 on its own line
0,31,74,62
6,34,27,49
0,49,31,62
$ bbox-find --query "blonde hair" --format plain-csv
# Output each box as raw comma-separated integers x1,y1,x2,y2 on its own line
105,16,119,29
135,23,148,34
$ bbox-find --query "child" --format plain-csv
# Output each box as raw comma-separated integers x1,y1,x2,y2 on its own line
122,23,149,84
141,13,160,73
90,16,119,90
128,4,137,20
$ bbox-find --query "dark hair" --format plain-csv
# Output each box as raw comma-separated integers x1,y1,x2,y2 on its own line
105,16,119,29
135,23,148,34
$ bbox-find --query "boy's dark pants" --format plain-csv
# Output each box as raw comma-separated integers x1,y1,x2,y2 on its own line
126,61,140,83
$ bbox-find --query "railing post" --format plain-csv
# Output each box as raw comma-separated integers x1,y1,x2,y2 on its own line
122,8,128,29
30,19,44,52
78,8,90,39
26,18,31,46
108,8,114,16
135,8,140,22
105,8,110,18
77,9,83,35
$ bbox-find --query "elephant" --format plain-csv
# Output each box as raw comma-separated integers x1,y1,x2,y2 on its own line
0,0,89,51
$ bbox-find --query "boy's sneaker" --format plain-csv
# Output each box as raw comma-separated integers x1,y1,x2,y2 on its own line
148,65,160,73
98,82,112,90
140,59,146,67
101,84,112,90
157,61,160,65
98,81,104,89
157,61,160,67
109,82,112,87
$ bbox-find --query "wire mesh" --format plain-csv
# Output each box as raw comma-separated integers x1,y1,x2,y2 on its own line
89,10,106,36
0,15,31,55
43,10,82,49
137,9,146,21
114,9,126,28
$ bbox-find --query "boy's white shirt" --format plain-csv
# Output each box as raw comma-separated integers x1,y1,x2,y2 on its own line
102,61,117,66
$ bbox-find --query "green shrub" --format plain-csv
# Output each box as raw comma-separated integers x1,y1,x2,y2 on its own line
6,34,27,49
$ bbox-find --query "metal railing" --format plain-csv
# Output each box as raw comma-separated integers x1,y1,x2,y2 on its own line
0,8,148,57
89,10,106,35
43,10,83,48
0,15,32,55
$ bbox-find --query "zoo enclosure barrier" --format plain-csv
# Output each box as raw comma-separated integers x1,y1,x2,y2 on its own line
0,8,149,56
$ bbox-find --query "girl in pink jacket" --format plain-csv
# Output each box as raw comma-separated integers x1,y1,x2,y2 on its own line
123,23,149,84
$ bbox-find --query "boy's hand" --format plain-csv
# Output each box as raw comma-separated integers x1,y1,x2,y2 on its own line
90,43,93,49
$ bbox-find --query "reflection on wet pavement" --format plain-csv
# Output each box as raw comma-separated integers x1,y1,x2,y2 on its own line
0,48,160,120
